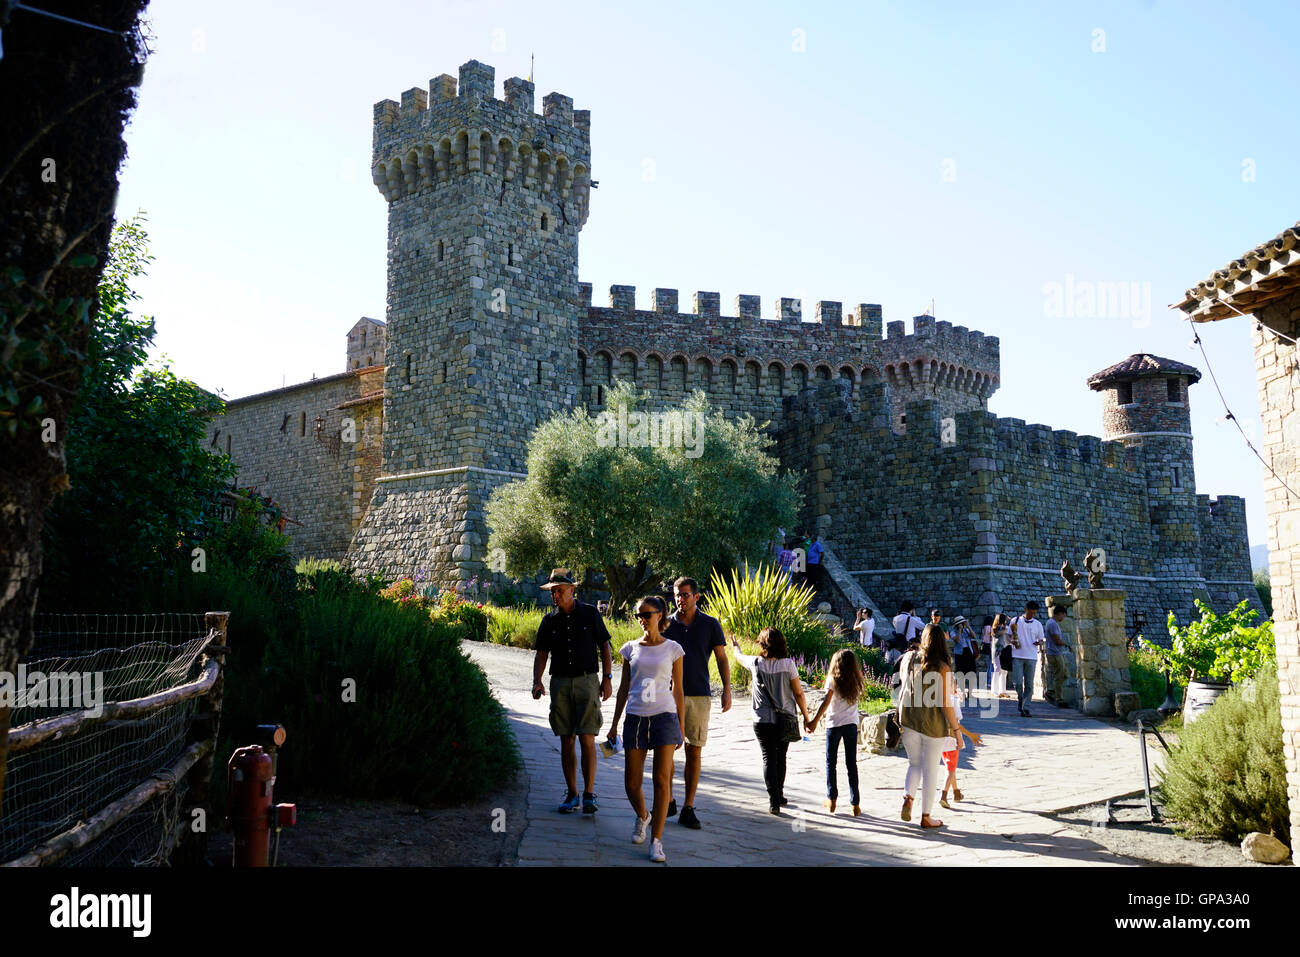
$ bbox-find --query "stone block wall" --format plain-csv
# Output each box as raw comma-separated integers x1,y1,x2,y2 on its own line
1253,287,1300,850
1073,588,1132,715
211,368,383,561
773,376,1245,638
579,306,1000,435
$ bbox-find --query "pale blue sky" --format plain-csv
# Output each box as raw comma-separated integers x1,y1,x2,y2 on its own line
116,0,1299,547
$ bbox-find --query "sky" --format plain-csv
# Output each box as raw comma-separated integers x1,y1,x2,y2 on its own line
113,0,1300,548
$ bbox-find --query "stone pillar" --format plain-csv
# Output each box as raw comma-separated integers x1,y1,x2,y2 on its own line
1073,588,1132,715
1253,289,1300,851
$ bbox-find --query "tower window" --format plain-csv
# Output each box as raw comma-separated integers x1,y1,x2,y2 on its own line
300,412,306,437
1172,466,1182,489
438,240,445,261
541,213,549,231
597,385,604,405
507,242,513,265
1117,381,1133,405
1167,378,1180,402
405,355,412,384
443,360,448,382
536,360,542,384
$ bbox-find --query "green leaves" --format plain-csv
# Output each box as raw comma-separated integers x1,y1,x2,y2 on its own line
40,214,238,608
1155,599,1275,684
485,382,801,612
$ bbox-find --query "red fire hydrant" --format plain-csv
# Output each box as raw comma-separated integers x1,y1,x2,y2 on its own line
227,744,296,866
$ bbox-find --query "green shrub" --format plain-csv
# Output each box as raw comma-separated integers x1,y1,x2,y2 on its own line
1157,662,1289,845
247,590,518,804
295,557,377,599
1129,645,1171,710
486,605,544,648
607,617,643,658
706,563,830,657
436,591,489,642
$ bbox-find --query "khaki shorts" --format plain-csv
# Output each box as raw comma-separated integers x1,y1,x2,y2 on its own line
683,696,712,747
549,673,603,736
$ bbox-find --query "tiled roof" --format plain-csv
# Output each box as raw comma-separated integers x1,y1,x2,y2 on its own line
1087,354,1202,390
1175,222,1300,322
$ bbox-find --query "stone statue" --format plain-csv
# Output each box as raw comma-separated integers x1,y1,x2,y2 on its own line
1084,548,1106,589
1060,559,1082,593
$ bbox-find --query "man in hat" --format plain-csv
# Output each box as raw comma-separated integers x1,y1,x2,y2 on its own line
532,569,614,814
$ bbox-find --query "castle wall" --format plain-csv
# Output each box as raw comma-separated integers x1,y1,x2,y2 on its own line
579,295,1000,434
771,377,1255,640
211,368,384,561
1197,494,1258,611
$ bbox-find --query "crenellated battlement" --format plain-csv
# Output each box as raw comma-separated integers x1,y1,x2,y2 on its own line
879,314,1000,403
577,282,884,333
371,60,592,225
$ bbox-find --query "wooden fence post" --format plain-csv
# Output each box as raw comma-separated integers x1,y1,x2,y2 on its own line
173,610,230,865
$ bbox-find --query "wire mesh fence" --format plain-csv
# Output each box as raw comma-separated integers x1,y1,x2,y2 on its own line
1,612,224,867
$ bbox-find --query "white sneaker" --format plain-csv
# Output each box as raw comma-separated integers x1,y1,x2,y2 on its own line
650,838,666,863
631,814,649,844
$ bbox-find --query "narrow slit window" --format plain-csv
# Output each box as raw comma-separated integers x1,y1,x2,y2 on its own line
541,213,549,231
443,360,448,382
1172,466,1181,488
507,242,513,265
299,412,306,437
226,434,231,455
536,360,542,384
438,240,445,261
405,355,412,384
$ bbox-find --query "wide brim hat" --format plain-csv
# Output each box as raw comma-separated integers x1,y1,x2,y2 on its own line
953,615,969,625
539,569,577,590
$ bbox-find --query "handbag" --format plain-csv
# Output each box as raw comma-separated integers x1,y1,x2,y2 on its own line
755,662,801,743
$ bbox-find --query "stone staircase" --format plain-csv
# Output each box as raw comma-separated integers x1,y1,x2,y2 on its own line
810,544,892,642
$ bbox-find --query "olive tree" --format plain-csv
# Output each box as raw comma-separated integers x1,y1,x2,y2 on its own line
486,383,799,613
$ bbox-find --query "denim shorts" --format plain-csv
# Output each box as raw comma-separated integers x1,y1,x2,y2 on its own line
623,711,683,750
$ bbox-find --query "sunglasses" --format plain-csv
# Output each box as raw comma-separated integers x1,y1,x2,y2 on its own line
636,610,659,619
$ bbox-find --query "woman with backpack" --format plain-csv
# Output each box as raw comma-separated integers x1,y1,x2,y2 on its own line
729,627,812,815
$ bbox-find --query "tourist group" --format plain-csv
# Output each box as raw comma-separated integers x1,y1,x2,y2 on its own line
530,569,1070,863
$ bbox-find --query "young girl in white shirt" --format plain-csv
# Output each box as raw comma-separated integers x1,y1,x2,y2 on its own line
806,649,865,816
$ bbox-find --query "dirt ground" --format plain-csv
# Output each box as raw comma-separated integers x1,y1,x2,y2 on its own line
1050,797,1279,867
206,769,529,867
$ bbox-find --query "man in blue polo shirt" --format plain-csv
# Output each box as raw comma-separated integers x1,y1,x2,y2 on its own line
532,569,613,814
806,534,824,591
662,576,731,830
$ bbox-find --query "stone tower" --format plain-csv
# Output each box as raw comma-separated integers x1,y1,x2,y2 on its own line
879,314,1000,434
349,60,592,584
346,316,386,371
1087,354,1203,580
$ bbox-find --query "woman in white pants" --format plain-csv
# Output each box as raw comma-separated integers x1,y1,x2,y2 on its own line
897,624,981,829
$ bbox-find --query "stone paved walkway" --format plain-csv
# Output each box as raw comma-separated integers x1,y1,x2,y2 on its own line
466,642,1163,867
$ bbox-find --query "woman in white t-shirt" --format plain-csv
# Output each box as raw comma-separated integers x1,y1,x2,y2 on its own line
606,595,684,864
729,627,811,815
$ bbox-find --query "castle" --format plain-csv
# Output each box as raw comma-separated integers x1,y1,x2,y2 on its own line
209,60,1260,639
